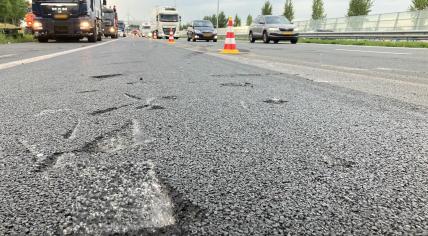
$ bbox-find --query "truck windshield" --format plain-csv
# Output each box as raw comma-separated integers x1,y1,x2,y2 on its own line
33,0,81,17
103,12,115,20
160,14,178,22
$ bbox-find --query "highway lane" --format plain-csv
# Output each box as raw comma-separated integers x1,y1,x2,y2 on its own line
0,38,117,65
0,38,427,235
174,40,428,107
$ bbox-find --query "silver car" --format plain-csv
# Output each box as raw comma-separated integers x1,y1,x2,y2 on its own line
249,15,299,44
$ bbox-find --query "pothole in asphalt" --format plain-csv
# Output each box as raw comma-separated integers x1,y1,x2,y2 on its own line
150,105,165,110
62,120,80,140
89,104,131,116
220,82,253,88
83,123,134,154
90,73,123,79
70,161,176,235
162,96,178,100
124,93,142,100
263,98,288,104
76,90,99,94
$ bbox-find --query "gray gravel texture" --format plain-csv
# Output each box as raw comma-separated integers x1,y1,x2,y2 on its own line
0,38,427,235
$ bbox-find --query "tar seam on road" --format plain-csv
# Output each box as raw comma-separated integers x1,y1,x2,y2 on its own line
0,40,118,71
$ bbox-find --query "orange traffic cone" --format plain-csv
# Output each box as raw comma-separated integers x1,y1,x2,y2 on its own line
168,28,175,44
220,17,239,54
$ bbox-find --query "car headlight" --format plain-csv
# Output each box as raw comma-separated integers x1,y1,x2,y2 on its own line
109,27,115,33
194,29,201,34
33,21,43,30
268,27,280,32
80,21,90,30
293,27,299,32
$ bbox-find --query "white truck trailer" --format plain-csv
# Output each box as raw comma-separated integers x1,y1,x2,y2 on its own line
151,6,181,39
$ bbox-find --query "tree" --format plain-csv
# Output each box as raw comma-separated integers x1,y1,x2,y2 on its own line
312,0,326,20
217,11,228,28
347,0,373,17
0,0,27,25
234,14,241,27
203,14,217,27
283,0,295,21
262,1,273,15
203,12,227,28
246,14,253,26
410,0,428,10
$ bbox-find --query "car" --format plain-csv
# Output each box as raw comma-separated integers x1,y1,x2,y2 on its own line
187,20,218,42
249,15,299,44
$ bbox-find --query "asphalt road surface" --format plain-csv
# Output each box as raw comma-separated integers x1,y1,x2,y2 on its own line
0,38,427,235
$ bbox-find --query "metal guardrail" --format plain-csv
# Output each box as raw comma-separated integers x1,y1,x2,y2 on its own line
299,31,428,40
180,10,428,41
294,10,428,33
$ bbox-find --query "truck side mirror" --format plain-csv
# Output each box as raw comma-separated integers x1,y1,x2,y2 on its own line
103,0,107,6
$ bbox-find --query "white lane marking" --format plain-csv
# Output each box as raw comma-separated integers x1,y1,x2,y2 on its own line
0,40,117,71
335,48,411,55
376,67,417,73
0,54,16,59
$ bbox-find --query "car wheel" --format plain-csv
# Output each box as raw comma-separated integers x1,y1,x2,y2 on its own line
263,31,270,44
249,32,255,43
213,39,217,43
274,40,279,44
291,38,298,44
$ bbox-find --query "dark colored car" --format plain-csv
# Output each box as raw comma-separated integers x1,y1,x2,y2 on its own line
249,15,299,44
187,20,217,42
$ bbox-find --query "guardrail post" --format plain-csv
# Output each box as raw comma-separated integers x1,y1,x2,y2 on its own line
375,14,382,31
393,12,400,32
415,10,422,30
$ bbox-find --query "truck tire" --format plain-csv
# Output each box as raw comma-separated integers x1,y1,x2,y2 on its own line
88,24,97,43
38,37,48,43
97,30,102,41
291,38,298,44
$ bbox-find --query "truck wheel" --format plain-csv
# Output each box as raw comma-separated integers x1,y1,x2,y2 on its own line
291,38,298,44
97,30,102,41
88,25,97,43
38,37,48,43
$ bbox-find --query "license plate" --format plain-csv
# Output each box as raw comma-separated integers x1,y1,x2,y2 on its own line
203,33,212,37
54,14,69,20
283,32,293,35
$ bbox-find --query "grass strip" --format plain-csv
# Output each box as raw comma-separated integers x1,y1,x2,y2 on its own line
0,33,35,44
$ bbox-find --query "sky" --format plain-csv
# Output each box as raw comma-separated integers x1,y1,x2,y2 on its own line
106,0,410,23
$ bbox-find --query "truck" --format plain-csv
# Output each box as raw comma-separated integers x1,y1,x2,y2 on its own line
151,6,181,39
141,22,151,38
31,0,106,42
102,7,118,38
